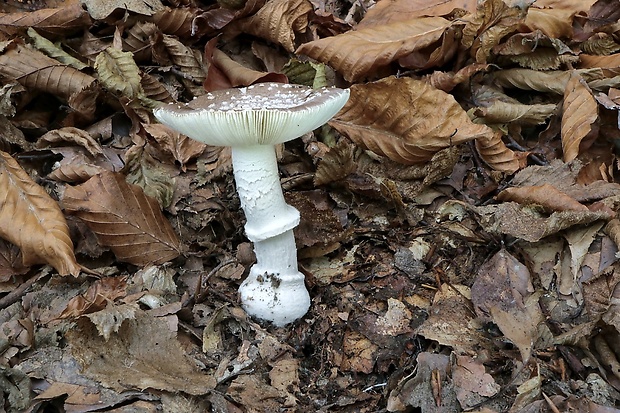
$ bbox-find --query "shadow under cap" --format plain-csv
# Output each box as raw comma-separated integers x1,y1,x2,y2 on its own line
153,83,350,147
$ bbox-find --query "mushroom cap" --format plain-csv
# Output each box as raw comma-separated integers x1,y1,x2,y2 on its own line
153,83,350,146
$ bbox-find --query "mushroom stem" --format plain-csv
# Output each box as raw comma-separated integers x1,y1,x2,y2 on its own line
231,144,310,326
231,145,299,242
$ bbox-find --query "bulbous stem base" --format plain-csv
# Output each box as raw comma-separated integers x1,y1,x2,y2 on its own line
239,264,310,327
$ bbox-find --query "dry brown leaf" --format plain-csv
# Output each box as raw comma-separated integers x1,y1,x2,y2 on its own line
358,0,477,28
522,6,576,39
143,123,207,171
237,0,312,53
94,47,144,99
340,330,378,373
59,276,128,318
475,131,520,173
497,184,588,212
68,310,215,395
297,17,452,82
62,171,181,266
203,42,287,91
0,41,96,101
0,150,80,276
0,3,91,37
580,54,620,69
36,127,103,157
140,73,174,103
461,0,526,63
399,25,460,70
151,7,200,39
474,100,557,125
453,355,500,409
329,76,493,164
562,71,599,162
155,34,206,96
47,163,105,183
193,0,265,37
424,63,491,92
472,248,534,323
492,68,572,94
81,0,164,20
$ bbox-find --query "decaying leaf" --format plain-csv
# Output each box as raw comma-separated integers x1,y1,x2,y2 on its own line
461,0,527,63
475,131,520,173
416,284,488,354
0,41,97,101
203,41,287,91
143,123,207,171
84,303,139,342
330,76,494,164
0,3,91,37
297,17,452,82
36,127,103,157
562,71,599,162
0,150,80,276
497,184,588,212
62,171,181,266
67,311,215,395
81,0,165,20
237,0,312,53
94,47,144,99
59,276,128,318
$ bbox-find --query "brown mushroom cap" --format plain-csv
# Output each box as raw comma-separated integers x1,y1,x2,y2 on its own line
153,82,350,146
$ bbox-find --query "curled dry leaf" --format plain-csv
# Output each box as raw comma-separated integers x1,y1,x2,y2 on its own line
81,0,164,20
461,0,526,63
94,47,144,99
0,3,91,37
474,131,520,173
193,0,265,37
47,163,105,183
143,123,207,171
329,76,494,164
36,127,103,157
140,73,174,103
357,0,477,28
155,34,206,96
297,17,452,82
27,28,88,70
59,276,128,318
0,150,80,276
497,184,588,212
562,71,599,162
152,7,201,39
62,171,181,266
0,41,96,101
123,22,158,63
473,100,557,125
205,47,287,91
237,0,312,53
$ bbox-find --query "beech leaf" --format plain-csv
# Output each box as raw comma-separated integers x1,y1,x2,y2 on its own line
0,150,80,276
297,17,452,82
94,47,144,99
562,71,599,162
475,131,520,173
237,0,312,53
62,171,181,266
329,76,493,164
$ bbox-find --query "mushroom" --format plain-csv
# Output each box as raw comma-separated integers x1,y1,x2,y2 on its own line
153,83,350,326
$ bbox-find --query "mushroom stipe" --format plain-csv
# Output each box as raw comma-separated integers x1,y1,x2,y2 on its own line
154,82,350,326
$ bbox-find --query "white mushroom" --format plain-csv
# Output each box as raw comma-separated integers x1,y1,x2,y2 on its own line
153,83,350,326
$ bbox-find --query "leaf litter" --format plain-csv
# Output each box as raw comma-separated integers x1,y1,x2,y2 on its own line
2,0,620,412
